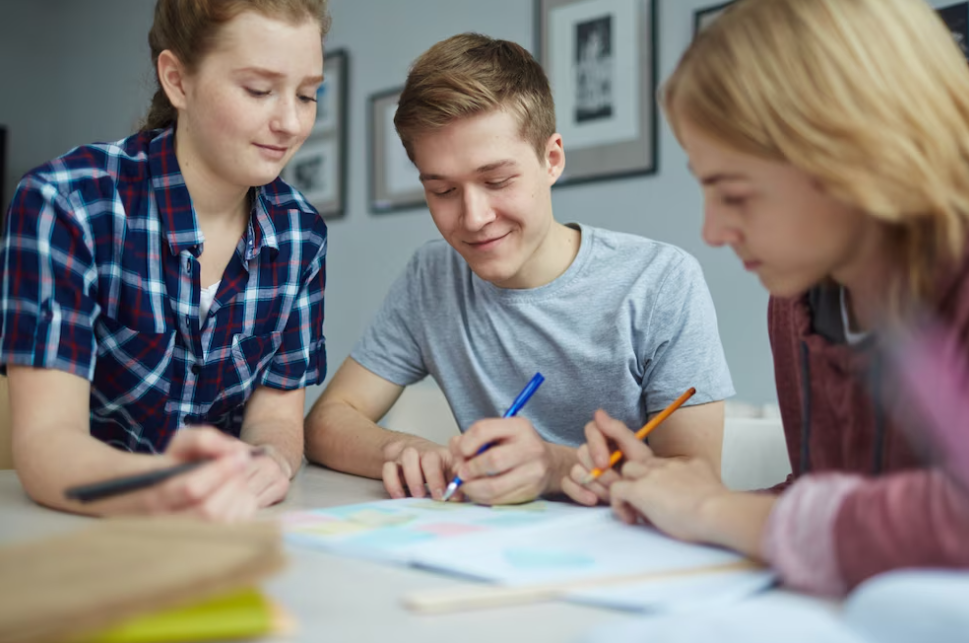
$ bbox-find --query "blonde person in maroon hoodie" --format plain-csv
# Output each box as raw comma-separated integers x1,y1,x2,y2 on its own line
565,0,969,596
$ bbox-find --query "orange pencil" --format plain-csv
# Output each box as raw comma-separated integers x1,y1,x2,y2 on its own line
581,387,696,485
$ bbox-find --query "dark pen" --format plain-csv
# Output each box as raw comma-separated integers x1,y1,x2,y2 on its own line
64,447,267,503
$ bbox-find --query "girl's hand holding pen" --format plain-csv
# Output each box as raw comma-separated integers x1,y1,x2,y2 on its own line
153,428,260,521
562,409,656,506
71,427,260,522
610,457,734,543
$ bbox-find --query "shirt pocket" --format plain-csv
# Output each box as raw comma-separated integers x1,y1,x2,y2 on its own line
208,332,283,420
91,315,175,450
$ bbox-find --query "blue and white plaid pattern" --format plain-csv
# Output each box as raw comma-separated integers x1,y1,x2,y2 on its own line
0,127,327,453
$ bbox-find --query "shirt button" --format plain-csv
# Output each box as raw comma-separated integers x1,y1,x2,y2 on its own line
184,315,190,326
191,364,201,375
186,262,192,275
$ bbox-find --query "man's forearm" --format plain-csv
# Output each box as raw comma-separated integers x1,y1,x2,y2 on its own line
305,401,442,479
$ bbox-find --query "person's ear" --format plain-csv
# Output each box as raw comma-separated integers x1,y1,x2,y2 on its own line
545,133,565,185
157,50,190,111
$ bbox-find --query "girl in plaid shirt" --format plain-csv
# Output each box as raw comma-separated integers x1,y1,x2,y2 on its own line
1,0,331,520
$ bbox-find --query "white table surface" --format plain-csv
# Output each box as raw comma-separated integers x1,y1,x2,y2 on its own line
0,465,646,643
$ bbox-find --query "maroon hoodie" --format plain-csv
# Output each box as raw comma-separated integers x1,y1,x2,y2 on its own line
764,250,969,593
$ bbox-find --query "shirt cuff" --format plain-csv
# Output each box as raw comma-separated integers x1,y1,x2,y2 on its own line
761,473,864,597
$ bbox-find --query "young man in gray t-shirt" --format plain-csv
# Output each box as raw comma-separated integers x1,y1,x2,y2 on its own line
305,33,734,506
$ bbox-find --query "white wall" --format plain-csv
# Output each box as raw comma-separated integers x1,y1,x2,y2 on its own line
2,0,868,408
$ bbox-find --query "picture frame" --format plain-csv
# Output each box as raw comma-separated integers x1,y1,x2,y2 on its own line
368,87,426,213
536,0,658,186
939,2,969,63
280,48,348,219
693,1,735,37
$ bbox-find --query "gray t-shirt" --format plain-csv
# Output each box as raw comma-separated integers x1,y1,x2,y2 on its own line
352,224,734,447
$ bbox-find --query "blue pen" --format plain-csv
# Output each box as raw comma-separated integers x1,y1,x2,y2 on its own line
440,372,545,501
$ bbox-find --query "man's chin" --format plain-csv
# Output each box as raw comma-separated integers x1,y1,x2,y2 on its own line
466,261,517,287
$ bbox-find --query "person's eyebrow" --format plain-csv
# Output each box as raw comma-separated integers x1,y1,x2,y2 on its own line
420,160,519,182
234,66,324,85
475,160,518,173
687,163,749,186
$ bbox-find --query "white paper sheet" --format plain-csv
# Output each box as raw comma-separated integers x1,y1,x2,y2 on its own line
405,510,775,610
283,498,776,611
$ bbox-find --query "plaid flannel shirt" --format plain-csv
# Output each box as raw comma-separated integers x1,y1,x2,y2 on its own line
0,127,327,453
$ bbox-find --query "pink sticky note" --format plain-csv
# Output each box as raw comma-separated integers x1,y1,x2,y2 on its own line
414,522,487,537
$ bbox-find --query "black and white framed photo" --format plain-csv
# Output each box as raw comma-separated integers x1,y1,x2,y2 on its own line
537,0,658,186
939,2,969,62
284,137,339,213
694,1,735,37
281,48,348,219
368,87,425,213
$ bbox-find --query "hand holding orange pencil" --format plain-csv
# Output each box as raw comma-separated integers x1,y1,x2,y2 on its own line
581,387,697,485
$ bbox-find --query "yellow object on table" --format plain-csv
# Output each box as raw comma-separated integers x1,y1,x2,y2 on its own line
73,588,292,643
0,517,287,643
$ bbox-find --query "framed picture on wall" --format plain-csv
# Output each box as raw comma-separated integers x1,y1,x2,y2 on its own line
280,48,348,219
938,2,969,62
536,0,658,185
283,137,339,213
368,87,425,213
693,1,735,37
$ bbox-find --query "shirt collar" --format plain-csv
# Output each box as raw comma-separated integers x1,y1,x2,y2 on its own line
148,127,204,256
247,190,280,262
148,127,289,260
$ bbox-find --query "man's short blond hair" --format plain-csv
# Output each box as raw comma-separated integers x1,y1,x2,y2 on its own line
395,33,557,162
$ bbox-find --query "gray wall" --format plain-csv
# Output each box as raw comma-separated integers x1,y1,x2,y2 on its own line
1,0,873,408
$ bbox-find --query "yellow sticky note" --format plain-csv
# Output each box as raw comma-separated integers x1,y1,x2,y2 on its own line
73,588,278,643
297,520,369,536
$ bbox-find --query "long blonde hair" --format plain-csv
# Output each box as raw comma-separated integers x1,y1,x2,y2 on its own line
664,0,969,308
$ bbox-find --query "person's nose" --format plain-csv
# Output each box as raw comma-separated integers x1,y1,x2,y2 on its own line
701,199,741,248
270,95,302,137
462,187,496,231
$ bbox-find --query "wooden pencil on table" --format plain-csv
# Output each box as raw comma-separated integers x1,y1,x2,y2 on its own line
402,558,760,614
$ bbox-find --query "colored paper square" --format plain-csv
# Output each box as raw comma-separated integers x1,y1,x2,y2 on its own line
294,520,368,536
414,522,488,537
